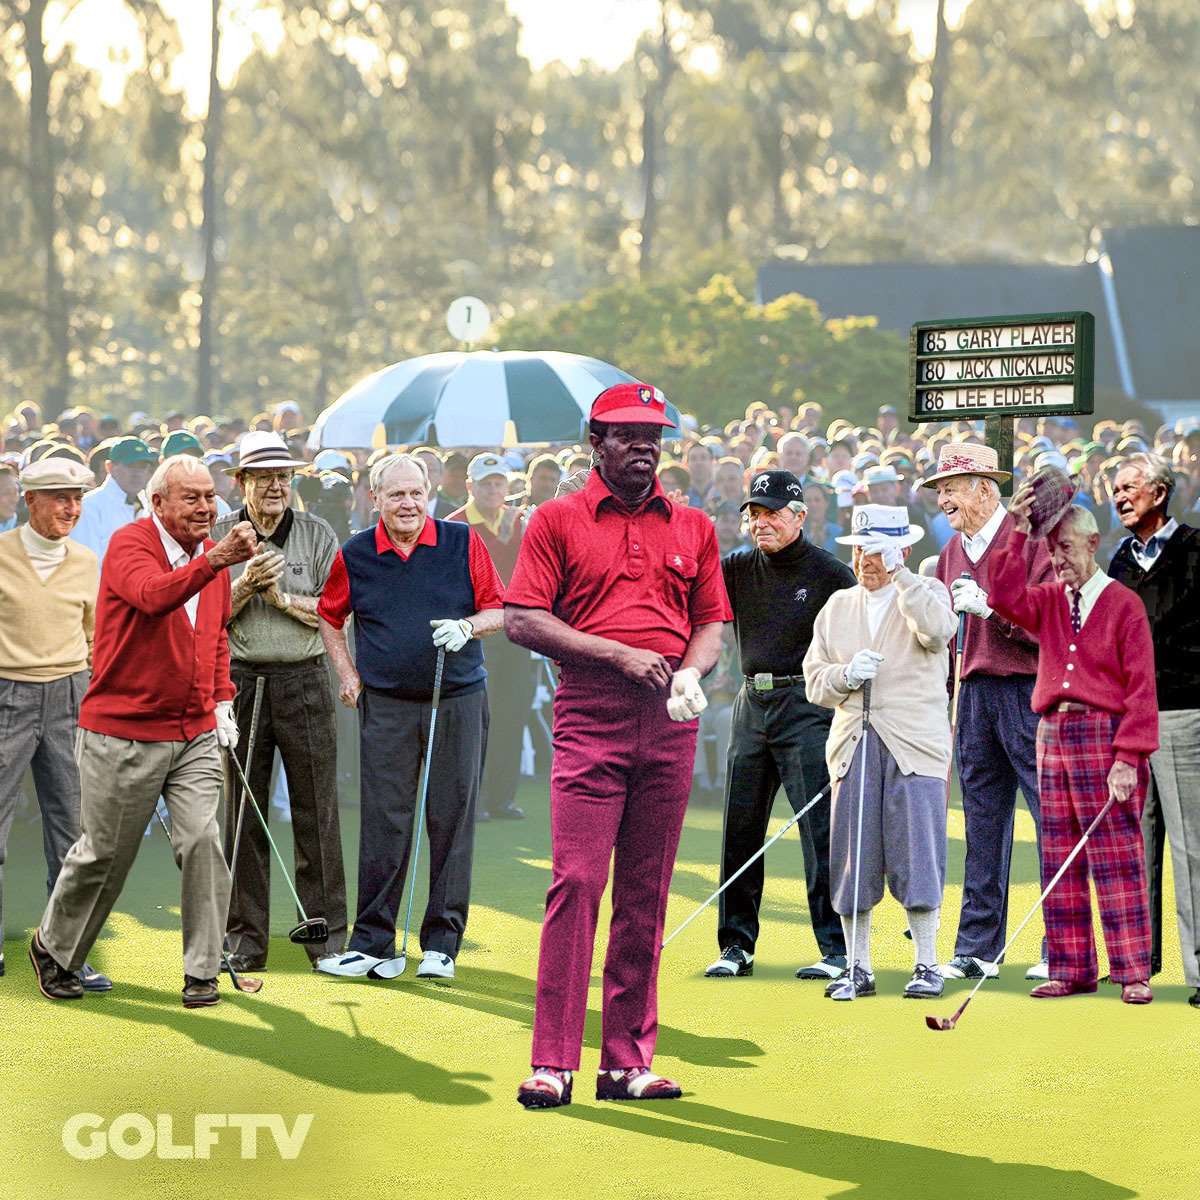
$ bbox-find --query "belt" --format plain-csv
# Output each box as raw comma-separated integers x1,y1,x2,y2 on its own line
745,673,804,692
1052,701,1091,713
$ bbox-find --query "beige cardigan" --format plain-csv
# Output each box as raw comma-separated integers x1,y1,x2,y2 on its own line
803,568,955,781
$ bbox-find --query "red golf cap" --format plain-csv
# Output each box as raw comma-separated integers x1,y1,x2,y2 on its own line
590,382,674,427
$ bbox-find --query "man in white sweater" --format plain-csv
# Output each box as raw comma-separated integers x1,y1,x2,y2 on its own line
804,505,956,1001
0,458,110,991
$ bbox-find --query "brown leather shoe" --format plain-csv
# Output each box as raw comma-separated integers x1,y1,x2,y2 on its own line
1120,981,1153,1005
182,976,221,1009
1030,979,1098,998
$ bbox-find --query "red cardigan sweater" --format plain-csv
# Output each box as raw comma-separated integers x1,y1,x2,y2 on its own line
989,530,1158,765
79,519,234,742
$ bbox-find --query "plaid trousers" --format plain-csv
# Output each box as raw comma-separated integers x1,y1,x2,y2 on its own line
1036,709,1151,984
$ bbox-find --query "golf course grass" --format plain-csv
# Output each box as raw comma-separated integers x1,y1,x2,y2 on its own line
2,776,1196,1199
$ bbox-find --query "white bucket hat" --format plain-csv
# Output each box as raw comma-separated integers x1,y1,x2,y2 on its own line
835,503,924,548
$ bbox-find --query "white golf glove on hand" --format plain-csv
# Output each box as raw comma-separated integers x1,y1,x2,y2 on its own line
666,667,708,722
950,576,993,619
430,617,473,653
860,535,904,573
843,649,885,690
215,700,239,749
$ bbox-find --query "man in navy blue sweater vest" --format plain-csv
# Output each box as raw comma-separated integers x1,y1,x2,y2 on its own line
316,454,504,982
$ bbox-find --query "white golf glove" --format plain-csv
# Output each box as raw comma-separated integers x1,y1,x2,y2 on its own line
859,535,904,573
430,617,473,653
843,649,885,690
950,576,992,619
215,700,239,750
666,667,707,722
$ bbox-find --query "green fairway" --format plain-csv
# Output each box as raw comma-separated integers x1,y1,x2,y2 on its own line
2,778,1195,1200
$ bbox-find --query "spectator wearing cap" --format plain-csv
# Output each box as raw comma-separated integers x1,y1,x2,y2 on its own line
989,468,1157,1005
804,505,957,1001
212,432,347,972
272,401,303,434
165,432,233,517
316,453,505,982
863,464,902,507
1108,453,1200,1005
31,456,259,1007
0,464,18,533
704,470,854,983
0,459,111,991
449,453,532,821
920,443,1054,983
70,435,158,563
877,405,900,439
506,381,729,1108
520,454,563,509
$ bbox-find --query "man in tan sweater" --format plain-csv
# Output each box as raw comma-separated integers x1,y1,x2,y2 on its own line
0,458,110,991
804,504,956,1001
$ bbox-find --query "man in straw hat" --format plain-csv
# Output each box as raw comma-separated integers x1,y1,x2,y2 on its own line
0,458,111,991
804,504,957,1001
989,465,1158,1004
920,442,1054,983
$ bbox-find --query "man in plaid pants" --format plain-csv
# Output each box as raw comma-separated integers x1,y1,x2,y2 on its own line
989,472,1158,1005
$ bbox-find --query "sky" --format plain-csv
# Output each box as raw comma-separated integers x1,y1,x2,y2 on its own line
45,0,958,112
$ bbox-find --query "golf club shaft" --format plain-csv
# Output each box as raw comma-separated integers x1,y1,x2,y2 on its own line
954,794,1119,1018
400,646,446,958
228,677,265,883
847,679,872,995
948,572,971,735
661,780,831,949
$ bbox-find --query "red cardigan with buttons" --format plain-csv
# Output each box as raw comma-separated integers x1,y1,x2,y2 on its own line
989,530,1158,765
79,518,235,742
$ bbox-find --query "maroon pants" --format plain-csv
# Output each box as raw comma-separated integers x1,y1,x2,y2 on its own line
1036,708,1151,985
531,666,696,1071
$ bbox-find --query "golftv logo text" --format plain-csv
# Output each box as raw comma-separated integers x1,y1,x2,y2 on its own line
62,1113,314,1160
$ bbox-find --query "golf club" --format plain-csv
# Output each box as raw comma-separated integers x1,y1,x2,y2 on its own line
844,678,872,999
661,781,832,950
926,794,1118,1031
224,739,330,946
225,677,265,912
368,646,446,980
153,806,262,996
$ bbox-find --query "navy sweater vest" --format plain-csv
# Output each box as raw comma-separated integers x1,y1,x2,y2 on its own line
342,519,485,700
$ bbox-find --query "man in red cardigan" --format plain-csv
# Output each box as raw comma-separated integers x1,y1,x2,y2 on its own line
990,475,1158,1004
30,455,257,1009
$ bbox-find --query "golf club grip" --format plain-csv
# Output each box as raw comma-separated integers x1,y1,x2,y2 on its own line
955,572,971,657
432,645,446,705
861,678,871,729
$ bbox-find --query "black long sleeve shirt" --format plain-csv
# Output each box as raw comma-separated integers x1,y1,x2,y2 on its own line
722,533,857,677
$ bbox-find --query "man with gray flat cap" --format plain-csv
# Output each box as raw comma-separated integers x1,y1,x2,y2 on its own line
707,469,855,982
213,431,347,973
0,458,110,991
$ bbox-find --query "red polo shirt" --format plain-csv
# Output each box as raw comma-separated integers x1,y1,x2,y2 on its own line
505,470,731,659
318,516,504,628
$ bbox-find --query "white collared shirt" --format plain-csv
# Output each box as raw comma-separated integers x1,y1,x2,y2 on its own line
71,474,144,563
152,514,203,627
1128,517,1178,570
961,502,1007,564
1069,566,1114,630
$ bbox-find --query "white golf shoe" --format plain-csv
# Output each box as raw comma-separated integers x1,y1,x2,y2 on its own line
314,951,384,977
416,951,455,980
1025,960,1050,980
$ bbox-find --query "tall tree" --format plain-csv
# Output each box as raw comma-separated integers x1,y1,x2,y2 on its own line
196,0,222,414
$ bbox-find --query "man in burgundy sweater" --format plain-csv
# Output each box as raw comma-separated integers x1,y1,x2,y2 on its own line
922,442,1055,982
30,455,257,1009
990,489,1158,1004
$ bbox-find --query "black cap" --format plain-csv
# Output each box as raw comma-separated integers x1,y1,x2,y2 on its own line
739,469,804,512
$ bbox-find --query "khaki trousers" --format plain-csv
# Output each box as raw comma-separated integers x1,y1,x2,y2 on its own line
41,728,230,979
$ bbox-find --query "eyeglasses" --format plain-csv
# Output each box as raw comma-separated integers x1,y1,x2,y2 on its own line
246,471,294,485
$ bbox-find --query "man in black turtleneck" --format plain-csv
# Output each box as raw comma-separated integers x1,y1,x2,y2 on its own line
706,470,856,981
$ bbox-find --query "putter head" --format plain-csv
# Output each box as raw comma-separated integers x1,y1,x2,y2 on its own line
367,955,406,980
289,918,330,944
233,975,264,994
926,1015,955,1031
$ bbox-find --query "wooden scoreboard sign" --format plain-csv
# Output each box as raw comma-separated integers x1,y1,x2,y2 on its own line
908,311,1095,422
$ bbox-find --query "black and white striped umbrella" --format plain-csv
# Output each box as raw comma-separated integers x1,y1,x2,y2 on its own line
308,350,682,449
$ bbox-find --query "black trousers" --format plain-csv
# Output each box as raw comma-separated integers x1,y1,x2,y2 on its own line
717,683,844,958
349,686,487,959
225,658,348,962
478,635,536,813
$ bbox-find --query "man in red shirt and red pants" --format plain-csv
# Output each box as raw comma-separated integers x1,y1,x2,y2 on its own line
505,383,730,1108
30,455,257,1009
990,468,1158,1005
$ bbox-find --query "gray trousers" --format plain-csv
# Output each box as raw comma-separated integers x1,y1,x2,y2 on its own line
830,726,947,914
0,672,89,945
41,728,231,978
1146,709,1200,986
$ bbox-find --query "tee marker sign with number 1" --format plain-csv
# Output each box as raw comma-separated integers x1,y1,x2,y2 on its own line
446,296,492,346
908,311,1095,496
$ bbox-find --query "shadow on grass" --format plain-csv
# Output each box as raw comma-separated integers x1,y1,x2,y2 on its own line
561,1100,1135,1200
84,982,490,1104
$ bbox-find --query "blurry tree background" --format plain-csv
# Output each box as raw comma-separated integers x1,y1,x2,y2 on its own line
0,0,1195,430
